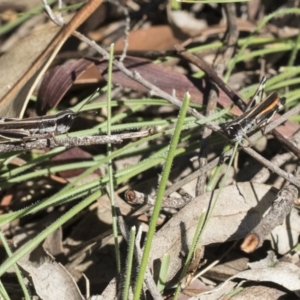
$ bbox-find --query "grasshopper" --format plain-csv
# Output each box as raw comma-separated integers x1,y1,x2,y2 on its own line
0,90,98,142
221,77,286,142
0,110,76,141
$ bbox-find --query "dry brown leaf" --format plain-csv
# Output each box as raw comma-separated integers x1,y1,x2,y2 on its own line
0,22,60,118
207,256,249,281
225,285,286,300
37,56,209,113
269,205,300,254
191,249,300,299
150,182,277,281
18,245,83,300
51,147,101,179
233,259,300,295
36,58,100,114
189,281,237,300
114,25,189,51
0,0,104,118
43,227,64,257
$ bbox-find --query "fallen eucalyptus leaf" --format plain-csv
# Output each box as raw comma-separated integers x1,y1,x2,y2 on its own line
0,22,60,118
19,245,83,300
150,182,277,281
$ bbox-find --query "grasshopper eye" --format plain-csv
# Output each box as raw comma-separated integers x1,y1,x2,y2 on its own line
223,125,238,140
65,113,74,122
56,111,75,134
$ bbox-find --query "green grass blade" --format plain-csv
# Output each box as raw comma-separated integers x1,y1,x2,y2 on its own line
133,93,191,299
107,43,121,273
123,226,136,300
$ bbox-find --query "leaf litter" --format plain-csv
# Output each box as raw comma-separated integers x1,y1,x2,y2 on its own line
0,1,299,299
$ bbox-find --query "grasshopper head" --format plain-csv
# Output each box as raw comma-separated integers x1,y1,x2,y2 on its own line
56,110,75,134
221,123,244,142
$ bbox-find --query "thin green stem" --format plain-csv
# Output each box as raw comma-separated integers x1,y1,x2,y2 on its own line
225,7,300,81
133,93,190,299
107,43,121,273
0,231,31,300
123,226,136,300
173,211,206,299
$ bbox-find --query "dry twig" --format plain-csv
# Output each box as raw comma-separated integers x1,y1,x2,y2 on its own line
0,130,151,153
125,190,192,209
241,184,298,253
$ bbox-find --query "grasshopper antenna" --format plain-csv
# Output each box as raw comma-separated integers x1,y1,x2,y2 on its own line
74,88,100,117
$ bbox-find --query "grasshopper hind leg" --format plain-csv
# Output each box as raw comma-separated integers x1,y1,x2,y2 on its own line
246,76,267,111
